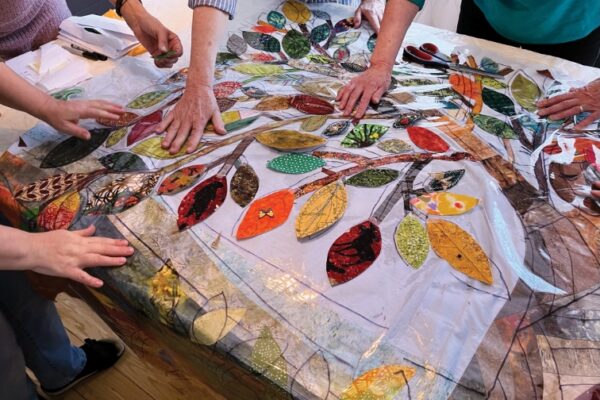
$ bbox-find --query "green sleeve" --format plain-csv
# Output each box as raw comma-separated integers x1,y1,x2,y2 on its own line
407,0,425,10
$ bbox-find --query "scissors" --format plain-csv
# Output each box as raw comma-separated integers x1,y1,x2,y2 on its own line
403,43,505,79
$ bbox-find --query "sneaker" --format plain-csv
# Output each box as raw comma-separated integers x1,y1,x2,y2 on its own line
42,338,125,396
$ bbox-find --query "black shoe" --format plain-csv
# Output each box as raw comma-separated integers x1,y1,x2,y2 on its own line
42,338,125,396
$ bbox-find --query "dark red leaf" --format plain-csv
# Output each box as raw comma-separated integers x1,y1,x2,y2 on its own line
213,81,242,99
127,110,163,146
326,220,382,286
290,95,335,115
177,175,227,230
217,98,237,112
407,126,450,153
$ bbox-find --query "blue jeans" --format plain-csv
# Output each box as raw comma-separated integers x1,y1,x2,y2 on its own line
0,271,86,400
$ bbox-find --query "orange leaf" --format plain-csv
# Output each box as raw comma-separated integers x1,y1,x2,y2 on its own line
236,189,295,240
450,74,482,114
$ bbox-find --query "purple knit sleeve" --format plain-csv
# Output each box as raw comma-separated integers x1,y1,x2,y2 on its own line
188,0,237,19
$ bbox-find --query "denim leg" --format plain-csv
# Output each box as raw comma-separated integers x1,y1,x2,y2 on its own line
0,271,86,390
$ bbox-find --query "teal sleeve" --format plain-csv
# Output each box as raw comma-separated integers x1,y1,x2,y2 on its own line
407,0,425,10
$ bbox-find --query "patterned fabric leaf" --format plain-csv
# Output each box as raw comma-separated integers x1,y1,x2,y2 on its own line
282,29,311,59
290,95,335,115
267,11,286,29
341,124,389,148
230,164,259,207
425,169,465,192
250,327,288,388
98,152,147,172
233,63,284,76
407,126,450,153
511,72,541,112
393,111,424,128
300,115,328,132
473,114,518,139
127,90,170,109
480,56,500,73
241,86,268,99
191,308,246,346
411,192,479,216
216,52,240,64
250,52,277,62
427,219,493,285
341,62,367,73
40,128,111,169
389,92,416,104
395,214,429,269
127,110,163,146
147,263,183,326
482,77,507,89
226,115,260,133
157,165,207,195
236,189,295,239
96,111,138,127
37,191,81,231
213,81,242,98
253,23,278,34
340,365,416,400
105,127,128,147
331,31,361,47
282,0,311,24
267,153,325,174
311,9,331,20
482,88,516,116
177,175,227,230
310,24,331,43
84,172,160,215
14,170,104,203
217,97,237,113
132,137,187,159
333,47,350,62
345,169,399,188
294,79,343,100
242,31,281,53
377,139,412,154
367,33,377,52
334,18,354,33
295,181,347,239
449,74,483,114
323,120,352,137
227,34,247,56
397,78,436,87
256,130,326,150
326,220,382,286
254,95,291,111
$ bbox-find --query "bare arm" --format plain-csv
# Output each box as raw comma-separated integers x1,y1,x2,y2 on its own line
338,0,419,118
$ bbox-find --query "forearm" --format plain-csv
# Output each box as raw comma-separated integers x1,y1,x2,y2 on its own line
187,7,229,90
0,225,35,271
0,64,53,120
370,0,419,70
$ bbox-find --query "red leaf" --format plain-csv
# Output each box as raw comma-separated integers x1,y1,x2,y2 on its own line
177,175,227,230
127,110,163,146
250,53,276,62
326,220,382,286
407,126,450,153
236,189,295,240
290,95,335,115
213,81,242,99
217,98,237,112
157,165,207,195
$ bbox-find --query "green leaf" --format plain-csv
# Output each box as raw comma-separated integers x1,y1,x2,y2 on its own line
425,169,465,192
131,137,187,159
51,87,83,101
306,54,332,64
481,77,507,89
267,11,286,29
105,127,128,148
397,78,436,87
482,87,516,116
510,72,541,112
127,90,171,109
310,24,331,43
346,169,399,188
282,29,311,59
98,152,148,172
250,327,288,388
341,124,389,148
216,52,240,64
395,214,430,269
242,31,281,53
480,56,500,73
377,139,412,154
300,115,328,132
367,33,377,52
40,129,111,169
225,115,260,133
331,31,361,47
267,153,325,174
473,114,518,139
233,63,284,76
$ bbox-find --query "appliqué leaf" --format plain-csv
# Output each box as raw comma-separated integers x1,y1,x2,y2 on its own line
40,128,111,169
131,137,187,159
341,124,389,148
340,365,416,400
334,18,354,34
190,308,246,346
105,127,128,147
411,192,479,216
425,169,465,192
310,24,331,43
427,219,493,285
14,170,104,203
482,88,516,116
230,164,259,207
213,81,242,98
268,153,325,174
473,114,518,139
96,112,139,127
127,90,170,109
226,115,260,133
377,139,412,154
242,31,281,53
480,56,500,73
127,110,163,146
282,29,311,59
345,169,399,188
407,126,450,153
242,86,268,99
256,130,326,150
236,189,295,239
295,181,347,239
323,120,352,137
254,95,291,111
84,172,160,215
326,220,382,286
290,351,330,400
217,97,237,113
331,31,361,47
290,95,335,115
367,33,377,52
481,77,507,89
341,62,367,73
250,327,288,388
157,165,207,195
389,92,416,104
227,34,248,56
510,72,541,112
449,74,483,114
233,63,284,76
37,191,81,231
98,152,148,172
282,0,311,24
395,214,429,269
267,11,286,29
300,115,328,132
294,79,343,100
333,47,350,62
177,175,227,230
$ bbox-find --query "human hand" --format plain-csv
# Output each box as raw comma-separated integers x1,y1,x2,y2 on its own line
26,226,133,288
354,0,386,33
39,98,124,139
537,79,600,130
158,85,226,154
336,62,393,119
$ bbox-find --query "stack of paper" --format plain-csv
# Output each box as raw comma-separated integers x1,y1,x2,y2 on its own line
6,43,91,92
58,15,140,59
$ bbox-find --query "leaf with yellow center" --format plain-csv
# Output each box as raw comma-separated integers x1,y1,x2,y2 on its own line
341,365,416,400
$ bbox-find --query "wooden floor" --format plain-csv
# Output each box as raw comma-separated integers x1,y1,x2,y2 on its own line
48,294,225,400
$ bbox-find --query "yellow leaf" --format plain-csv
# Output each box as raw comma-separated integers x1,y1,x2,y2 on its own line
251,327,288,387
395,214,429,269
296,181,347,239
300,115,328,132
411,192,479,216
106,127,128,148
190,308,246,345
341,365,416,400
282,0,311,24
147,264,185,325
427,219,493,285
294,78,344,100
256,130,326,150
233,63,284,76
132,137,187,159
254,96,291,111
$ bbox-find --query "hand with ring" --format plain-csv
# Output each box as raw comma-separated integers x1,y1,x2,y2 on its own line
537,78,600,130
